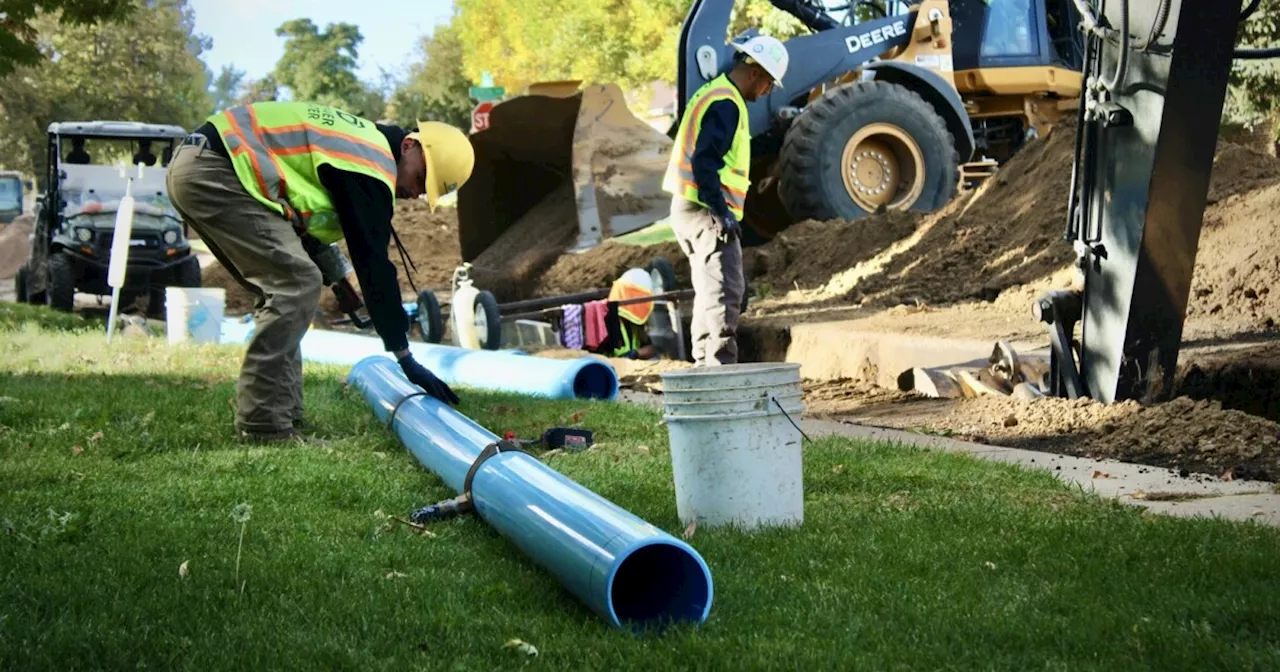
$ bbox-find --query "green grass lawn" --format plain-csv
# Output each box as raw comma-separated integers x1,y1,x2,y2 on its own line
2,306,1280,670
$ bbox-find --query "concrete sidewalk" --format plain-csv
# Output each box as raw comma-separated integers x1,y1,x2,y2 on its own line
622,390,1280,526
801,418,1280,527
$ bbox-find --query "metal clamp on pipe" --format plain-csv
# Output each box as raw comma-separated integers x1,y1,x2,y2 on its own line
411,439,531,524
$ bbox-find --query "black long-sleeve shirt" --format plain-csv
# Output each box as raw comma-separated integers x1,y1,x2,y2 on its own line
195,121,412,353
692,98,740,222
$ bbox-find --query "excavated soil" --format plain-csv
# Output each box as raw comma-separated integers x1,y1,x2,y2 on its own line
745,211,920,293
762,133,1280,483
1185,181,1280,338
937,396,1280,482
0,217,33,281
385,198,466,292
533,241,689,297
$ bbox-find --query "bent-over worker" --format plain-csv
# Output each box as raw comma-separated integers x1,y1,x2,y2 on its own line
166,101,474,443
662,35,788,366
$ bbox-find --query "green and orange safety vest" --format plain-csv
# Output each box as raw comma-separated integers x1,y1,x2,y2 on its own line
207,102,397,244
662,74,752,219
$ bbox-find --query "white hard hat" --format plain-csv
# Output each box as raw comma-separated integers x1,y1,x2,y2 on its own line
731,35,789,88
618,268,654,293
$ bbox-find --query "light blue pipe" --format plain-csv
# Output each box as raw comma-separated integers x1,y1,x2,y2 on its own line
348,357,713,629
219,318,619,401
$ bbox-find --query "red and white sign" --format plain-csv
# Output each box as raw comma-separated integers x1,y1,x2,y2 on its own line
471,101,494,133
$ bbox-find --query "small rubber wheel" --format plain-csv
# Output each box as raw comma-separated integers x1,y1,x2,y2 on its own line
416,289,444,343
647,256,678,294
473,290,502,350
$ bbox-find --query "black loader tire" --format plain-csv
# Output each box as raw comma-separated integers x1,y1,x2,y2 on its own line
474,290,502,351
778,80,960,222
149,256,202,319
416,289,444,343
46,252,76,313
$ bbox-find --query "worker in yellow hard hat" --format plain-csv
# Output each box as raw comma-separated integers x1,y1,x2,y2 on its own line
167,102,475,444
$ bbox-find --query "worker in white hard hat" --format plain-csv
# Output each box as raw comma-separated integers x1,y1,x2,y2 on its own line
167,102,475,443
662,34,788,366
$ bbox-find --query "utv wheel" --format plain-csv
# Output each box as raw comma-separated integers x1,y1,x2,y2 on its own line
45,252,76,312
149,256,202,318
15,264,29,304
778,80,960,222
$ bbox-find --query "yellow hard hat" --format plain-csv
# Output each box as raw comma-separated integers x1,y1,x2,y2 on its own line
407,121,475,210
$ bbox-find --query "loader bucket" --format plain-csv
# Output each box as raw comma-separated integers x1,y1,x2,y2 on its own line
457,83,674,262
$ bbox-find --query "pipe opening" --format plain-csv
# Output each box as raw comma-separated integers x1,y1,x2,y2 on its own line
573,361,620,400
609,542,712,628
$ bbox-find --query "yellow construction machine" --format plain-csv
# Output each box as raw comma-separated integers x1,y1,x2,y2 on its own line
456,0,1083,257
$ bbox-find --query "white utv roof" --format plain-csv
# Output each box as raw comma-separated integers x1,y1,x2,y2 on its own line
48,121,187,139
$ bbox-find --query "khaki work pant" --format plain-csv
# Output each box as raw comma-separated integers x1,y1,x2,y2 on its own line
166,138,323,434
670,197,744,366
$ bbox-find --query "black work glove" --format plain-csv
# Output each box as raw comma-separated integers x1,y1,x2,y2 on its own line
398,355,460,406
714,212,741,242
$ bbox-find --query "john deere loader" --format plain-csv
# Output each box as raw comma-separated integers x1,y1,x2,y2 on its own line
456,0,1083,257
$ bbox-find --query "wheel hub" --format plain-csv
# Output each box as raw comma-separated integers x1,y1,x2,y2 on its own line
840,123,926,213
851,150,894,199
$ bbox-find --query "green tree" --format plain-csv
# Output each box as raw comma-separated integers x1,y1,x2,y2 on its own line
0,0,133,76
0,0,213,177
237,75,280,105
210,64,246,113
272,18,366,109
453,0,809,93
1229,0,1280,142
386,23,472,130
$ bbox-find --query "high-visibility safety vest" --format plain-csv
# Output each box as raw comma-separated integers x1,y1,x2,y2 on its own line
662,74,752,220
208,102,397,244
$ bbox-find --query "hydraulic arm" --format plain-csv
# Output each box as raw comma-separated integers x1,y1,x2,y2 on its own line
1044,0,1266,403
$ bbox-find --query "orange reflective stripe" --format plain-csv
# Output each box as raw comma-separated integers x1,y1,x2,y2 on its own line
680,87,737,158
266,123,395,158
222,112,272,205
272,145,396,184
246,104,287,199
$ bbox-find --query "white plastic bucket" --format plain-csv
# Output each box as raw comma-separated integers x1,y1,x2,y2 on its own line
166,287,226,345
661,363,805,530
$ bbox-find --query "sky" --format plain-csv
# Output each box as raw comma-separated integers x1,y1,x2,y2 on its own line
190,0,456,83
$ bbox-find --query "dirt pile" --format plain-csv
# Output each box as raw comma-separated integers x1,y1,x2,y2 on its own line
747,211,920,292
1206,143,1280,204
0,217,34,281
533,240,690,297
941,395,1280,482
387,198,464,292
1186,180,1280,337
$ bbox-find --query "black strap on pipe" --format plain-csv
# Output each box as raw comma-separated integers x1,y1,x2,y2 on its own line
1235,47,1280,59
386,391,431,430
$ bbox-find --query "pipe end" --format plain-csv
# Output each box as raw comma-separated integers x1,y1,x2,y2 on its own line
607,540,713,630
572,361,621,401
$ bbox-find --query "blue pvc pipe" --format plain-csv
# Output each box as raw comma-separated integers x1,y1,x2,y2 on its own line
348,357,713,630
219,318,619,401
